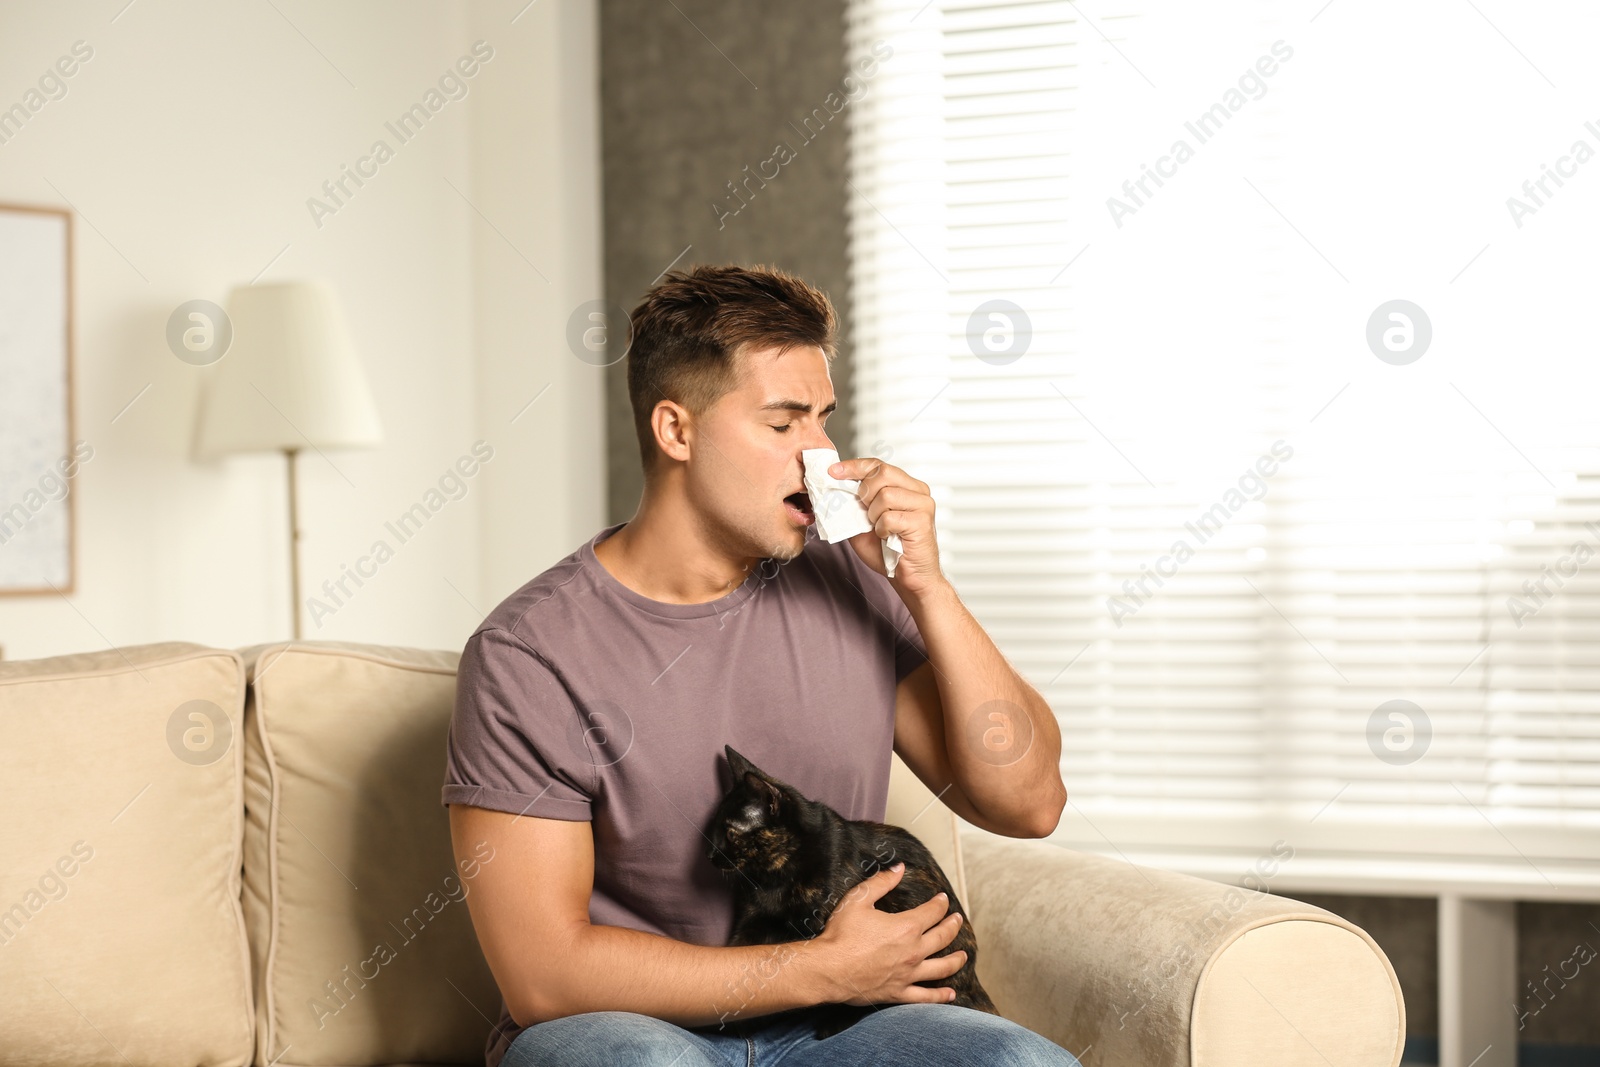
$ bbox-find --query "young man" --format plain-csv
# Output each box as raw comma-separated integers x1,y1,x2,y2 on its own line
442,264,1074,1067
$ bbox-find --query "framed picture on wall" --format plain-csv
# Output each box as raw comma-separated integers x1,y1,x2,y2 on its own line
0,203,77,597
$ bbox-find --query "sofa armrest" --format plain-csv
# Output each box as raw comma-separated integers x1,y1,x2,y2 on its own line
959,831,1405,1067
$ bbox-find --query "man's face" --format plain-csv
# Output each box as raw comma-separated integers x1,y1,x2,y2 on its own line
685,343,836,565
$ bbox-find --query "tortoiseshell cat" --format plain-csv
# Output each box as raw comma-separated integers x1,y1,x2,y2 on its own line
706,744,999,1039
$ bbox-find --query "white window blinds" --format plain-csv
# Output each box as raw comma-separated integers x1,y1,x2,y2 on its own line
845,0,1600,871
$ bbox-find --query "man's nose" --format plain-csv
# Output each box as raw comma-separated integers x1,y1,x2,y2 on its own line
798,425,836,458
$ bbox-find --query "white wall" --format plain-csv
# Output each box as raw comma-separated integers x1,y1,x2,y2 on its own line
466,0,607,611
0,0,603,660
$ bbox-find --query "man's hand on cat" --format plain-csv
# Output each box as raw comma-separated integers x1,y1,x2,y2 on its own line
827,457,945,596
808,861,967,1007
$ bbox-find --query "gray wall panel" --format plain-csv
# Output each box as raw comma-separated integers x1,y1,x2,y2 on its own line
599,0,856,523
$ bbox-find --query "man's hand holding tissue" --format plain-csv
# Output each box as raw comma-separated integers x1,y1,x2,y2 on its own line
826,457,944,598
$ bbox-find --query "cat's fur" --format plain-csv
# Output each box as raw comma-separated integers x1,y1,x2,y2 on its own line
706,744,999,1039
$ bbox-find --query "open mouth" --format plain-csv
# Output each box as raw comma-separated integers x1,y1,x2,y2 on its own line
783,490,815,526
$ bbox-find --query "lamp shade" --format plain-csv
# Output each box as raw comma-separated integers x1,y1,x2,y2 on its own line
194,279,383,459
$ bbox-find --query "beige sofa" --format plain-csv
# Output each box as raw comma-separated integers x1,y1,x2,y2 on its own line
0,640,1406,1067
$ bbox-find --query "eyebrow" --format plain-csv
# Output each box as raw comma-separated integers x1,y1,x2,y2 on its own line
760,398,837,416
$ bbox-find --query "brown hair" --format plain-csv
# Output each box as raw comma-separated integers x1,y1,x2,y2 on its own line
625,263,837,478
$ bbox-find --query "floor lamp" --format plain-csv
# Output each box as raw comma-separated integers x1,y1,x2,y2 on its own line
193,280,383,639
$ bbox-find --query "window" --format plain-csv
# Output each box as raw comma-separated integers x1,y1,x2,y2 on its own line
846,0,1600,872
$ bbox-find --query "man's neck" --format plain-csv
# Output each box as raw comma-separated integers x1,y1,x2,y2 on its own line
594,493,764,605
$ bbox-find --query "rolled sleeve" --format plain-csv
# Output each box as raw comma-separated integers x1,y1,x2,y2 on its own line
441,626,595,820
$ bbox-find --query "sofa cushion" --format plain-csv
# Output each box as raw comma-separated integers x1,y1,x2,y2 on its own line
240,641,501,1067
0,642,253,1067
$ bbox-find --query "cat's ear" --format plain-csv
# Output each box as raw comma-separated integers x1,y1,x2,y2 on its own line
725,745,754,783
742,771,782,816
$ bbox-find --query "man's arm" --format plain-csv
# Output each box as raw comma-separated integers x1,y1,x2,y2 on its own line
829,454,1065,839
448,803,968,1029
891,587,1066,839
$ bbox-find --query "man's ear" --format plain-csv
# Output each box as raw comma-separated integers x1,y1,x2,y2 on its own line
653,399,692,464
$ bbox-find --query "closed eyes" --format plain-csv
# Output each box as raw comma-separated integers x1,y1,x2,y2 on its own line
772,416,828,433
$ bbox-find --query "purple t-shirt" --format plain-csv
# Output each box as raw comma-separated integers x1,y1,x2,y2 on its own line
441,519,929,1066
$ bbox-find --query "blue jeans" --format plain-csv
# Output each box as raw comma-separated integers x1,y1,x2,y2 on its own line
503,1003,1082,1067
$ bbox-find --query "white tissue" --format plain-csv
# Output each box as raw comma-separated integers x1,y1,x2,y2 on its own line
801,447,904,578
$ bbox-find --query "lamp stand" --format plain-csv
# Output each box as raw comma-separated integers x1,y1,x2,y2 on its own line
285,447,303,640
